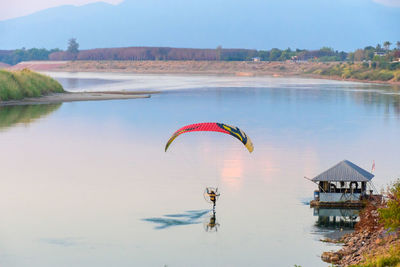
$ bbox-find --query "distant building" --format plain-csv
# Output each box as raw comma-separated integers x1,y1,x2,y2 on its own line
374,52,386,56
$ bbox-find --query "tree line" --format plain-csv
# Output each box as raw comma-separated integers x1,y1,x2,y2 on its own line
1,39,399,65
0,48,61,65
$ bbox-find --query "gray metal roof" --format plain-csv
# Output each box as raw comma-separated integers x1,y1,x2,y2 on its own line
311,160,374,182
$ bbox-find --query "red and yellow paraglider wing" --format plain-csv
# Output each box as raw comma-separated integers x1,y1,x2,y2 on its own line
164,122,254,153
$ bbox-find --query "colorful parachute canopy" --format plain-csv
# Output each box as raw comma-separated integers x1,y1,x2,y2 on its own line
165,122,254,153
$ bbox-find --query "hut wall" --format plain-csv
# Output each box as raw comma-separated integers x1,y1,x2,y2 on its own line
320,193,361,202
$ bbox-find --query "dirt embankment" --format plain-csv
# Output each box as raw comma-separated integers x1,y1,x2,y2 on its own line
0,62,10,69
54,60,321,75
8,60,400,85
9,60,338,76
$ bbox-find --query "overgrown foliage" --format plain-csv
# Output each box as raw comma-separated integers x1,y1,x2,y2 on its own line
350,243,400,267
0,69,64,101
67,38,79,54
379,179,400,232
349,180,400,267
0,48,61,65
311,62,400,82
1,41,399,66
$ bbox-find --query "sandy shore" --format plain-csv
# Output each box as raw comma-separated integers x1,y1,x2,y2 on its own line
0,91,152,106
10,60,399,86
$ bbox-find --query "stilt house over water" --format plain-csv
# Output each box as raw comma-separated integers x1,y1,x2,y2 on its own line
310,160,375,207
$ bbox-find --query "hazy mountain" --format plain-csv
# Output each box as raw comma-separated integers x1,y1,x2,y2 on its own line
0,0,399,51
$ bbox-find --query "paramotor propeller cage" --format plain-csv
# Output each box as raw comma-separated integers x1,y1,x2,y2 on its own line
204,187,220,204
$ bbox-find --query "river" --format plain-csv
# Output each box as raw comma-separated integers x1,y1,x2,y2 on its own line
0,72,399,266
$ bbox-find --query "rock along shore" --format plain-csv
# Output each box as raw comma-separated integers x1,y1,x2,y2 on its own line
321,199,400,266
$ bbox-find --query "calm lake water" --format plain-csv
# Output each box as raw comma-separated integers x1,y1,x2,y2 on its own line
1,73,400,267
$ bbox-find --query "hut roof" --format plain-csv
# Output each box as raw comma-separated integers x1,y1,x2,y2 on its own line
311,160,374,182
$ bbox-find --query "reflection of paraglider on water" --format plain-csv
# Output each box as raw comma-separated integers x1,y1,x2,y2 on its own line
203,187,220,232
204,210,220,232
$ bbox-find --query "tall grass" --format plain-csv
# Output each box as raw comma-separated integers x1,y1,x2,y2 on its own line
350,243,400,267
313,63,399,82
0,69,64,101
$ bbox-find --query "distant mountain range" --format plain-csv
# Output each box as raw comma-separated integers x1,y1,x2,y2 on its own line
0,0,399,51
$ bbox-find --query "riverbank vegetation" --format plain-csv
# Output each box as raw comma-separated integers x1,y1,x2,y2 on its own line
0,69,64,101
325,179,400,266
308,62,400,82
306,46,400,82
0,48,61,65
1,41,399,64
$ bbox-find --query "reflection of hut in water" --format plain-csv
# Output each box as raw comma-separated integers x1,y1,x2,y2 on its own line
309,160,375,208
314,208,360,229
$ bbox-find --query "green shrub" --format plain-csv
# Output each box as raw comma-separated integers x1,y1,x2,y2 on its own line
374,70,394,81
394,70,400,82
351,244,400,267
379,179,400,232
0,69,64,101
388,62,400,71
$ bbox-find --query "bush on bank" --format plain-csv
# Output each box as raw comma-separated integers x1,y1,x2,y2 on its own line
0,69,64,101
313,63,400,82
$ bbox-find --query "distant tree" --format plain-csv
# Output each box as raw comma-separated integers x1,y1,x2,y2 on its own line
338,51,347,61
279,48,293,61
319,47,334,53
67,38,79,54
383,41,391,51
354,49,364,61
376,44,382,52
216,45,222,61
363,46,375,61
347,52,355,62
397,41,400,50
269,48,282,61
258,50,270,61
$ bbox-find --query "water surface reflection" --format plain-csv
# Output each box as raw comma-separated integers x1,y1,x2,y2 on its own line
0,74,399,267
143,210,210,229
0,104,61,131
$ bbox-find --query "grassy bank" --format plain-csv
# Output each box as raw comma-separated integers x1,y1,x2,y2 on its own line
0,69,64,101
324,179,400,266
308,62,400,83
350,179,400,267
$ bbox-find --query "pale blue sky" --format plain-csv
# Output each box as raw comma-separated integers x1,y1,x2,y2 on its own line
0,0,399,50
